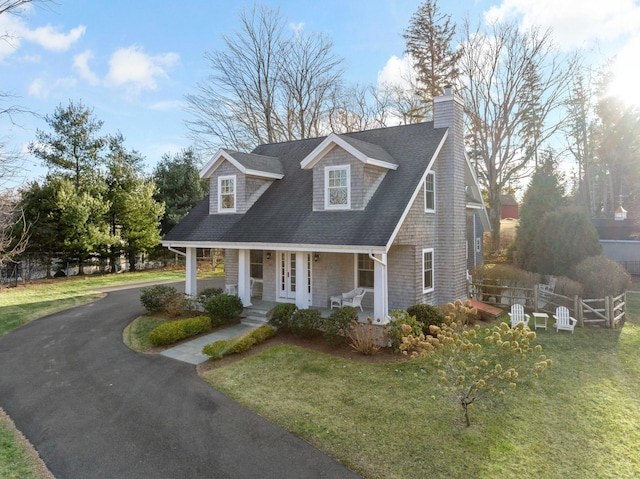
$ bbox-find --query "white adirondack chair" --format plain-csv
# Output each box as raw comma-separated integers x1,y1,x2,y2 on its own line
553,306,577,333
341,288,366,312
508,303,530,328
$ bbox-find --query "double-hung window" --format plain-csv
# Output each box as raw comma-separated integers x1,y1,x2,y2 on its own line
357,253,374,289
424,171,435,212
422,248,434,293
325,165,350,209
218,175,236,212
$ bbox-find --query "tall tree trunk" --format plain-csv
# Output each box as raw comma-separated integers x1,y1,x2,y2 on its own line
488,187,502,253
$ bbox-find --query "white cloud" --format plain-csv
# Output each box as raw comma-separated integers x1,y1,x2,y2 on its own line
290,21,304,35
148,100,186,112
28,76,77,99
105,45,179,94
484,0,640,49
0,12,84,59
377,54,416,90
21,24,85,52
73,49,99,85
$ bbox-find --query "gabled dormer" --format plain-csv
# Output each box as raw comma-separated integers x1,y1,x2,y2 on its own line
200,149,284,215
300,133,398,211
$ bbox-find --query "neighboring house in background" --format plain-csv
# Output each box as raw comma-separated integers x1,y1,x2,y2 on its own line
500,194,519,220
163,90,490,322
593,218,640,275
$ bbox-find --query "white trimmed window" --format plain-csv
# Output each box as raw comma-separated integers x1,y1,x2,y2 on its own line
424,171,435,212
218,175,236,212
325,165,350,209
422,248,434,293
357,253,375,289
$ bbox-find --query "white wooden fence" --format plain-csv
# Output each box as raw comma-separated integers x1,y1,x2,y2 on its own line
469,282,627,328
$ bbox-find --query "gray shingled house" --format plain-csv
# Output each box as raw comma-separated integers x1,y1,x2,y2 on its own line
162,90,489,322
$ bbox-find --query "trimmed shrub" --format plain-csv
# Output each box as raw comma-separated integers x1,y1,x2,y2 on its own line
575,255,631,298
205,294,243,326
386,310,423,353
553,275,583,299
149,315,211,346
289,308,322,338
267,303,298,330
198,288,223,309
407,303,445,336
164,293,191,318
323,306,358,346
202,339,231,359
473,264,541,289
202,324,276,360
140,285,178,312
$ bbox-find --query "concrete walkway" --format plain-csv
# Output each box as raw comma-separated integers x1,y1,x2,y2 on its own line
160,322,258,364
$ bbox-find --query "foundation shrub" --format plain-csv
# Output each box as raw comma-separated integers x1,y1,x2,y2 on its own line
267,303,298,331
407,304,445,335
205,294,243,326
198,288,223,309
289,308,322,339
149,315,211,346
552,276,583,298
386,310,423,353
140,285,178,312
323,306,358,345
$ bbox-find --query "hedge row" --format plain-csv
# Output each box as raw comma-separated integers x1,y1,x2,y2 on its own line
149,315,212,346
202,325,276,360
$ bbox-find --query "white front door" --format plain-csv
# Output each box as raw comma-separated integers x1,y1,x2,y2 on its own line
278,252,297,300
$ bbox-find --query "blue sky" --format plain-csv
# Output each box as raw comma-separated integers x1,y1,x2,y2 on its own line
1,0,639,186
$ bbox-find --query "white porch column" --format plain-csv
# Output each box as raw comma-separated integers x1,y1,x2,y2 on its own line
185,247,198,298
373,253,389,323
238,249,252,307
295,251,309,309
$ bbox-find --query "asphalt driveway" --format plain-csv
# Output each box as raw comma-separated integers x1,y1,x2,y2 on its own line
0,283,361,479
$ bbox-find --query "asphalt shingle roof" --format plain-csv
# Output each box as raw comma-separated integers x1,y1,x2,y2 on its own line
164,122,447,248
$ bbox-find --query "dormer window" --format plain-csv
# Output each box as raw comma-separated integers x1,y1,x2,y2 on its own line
219,175,236,212
325,165,350,209
424,171,435,212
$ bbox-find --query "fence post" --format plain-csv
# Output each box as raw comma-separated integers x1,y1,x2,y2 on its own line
605,296,611,328
534,285,539,312
575,296,583,328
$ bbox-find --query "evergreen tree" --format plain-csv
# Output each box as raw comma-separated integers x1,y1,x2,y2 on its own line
403,0,461,112
29,100,106,191
512,152,565,272
153,149,207,235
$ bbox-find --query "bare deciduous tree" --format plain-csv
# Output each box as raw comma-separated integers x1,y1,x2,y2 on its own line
459,20,579,253
185,5,345,152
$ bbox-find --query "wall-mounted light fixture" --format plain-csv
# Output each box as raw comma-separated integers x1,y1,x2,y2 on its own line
314,253,320,262
266,252,271,260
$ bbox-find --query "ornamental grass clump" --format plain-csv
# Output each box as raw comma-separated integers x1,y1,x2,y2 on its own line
400,299,552,426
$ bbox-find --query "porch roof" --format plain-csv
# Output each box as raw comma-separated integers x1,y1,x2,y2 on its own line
163,122,448,248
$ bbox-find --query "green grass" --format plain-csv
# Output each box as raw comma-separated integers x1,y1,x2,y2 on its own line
0,269,221,337
122,315,166,352
0,409,50,479
203,292,640,479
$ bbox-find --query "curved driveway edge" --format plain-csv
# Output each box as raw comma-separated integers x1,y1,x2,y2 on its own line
0,284,361,479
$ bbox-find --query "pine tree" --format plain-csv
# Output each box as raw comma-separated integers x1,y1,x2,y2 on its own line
403,0,461,111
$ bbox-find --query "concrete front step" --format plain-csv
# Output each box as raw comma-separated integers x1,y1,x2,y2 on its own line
241,307,269,326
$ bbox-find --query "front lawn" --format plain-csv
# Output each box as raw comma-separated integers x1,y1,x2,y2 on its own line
203,293,640,479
